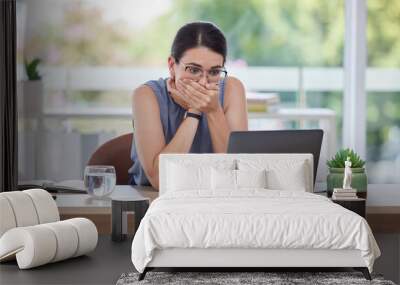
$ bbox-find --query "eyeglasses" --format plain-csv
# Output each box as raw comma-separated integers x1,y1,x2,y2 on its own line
179,62,228,82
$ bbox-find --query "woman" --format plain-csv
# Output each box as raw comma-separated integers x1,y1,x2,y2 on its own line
129,21,248,189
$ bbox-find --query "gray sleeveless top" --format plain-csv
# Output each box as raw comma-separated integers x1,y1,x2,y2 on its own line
128,78,226,186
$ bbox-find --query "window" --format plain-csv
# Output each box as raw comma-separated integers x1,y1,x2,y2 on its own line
17,0,398,185
366,0,400,183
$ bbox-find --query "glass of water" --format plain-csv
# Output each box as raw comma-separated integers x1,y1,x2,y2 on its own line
84,165,116,197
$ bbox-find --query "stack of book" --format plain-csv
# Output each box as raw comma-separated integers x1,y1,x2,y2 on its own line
332,188,358,200
247,92,280,113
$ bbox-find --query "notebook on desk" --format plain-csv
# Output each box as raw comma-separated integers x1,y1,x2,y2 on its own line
18,180,87,194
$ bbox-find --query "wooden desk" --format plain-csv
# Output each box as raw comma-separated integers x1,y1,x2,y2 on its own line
367,206,400,233
365,184,400,233
57,184,400,234
56,185,158,234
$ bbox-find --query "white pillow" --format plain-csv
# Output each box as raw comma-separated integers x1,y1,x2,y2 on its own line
236,169,267,189
211,168,268,190
211,168,236,190
266,165,307,191
237,159,311,192
167,162,211,191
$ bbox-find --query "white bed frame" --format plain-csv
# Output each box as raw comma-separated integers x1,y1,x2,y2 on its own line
148,248,365,268
142,247,370,280
139,154,371,280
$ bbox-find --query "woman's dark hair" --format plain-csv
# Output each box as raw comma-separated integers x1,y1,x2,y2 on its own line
171,21,227,64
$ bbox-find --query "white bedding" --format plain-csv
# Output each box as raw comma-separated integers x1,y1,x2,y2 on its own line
131,190,380,273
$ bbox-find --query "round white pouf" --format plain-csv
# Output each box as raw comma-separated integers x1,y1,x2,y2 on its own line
0,219,98,269
0,189,98,269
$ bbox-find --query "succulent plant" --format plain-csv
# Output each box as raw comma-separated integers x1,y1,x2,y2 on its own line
327,148,365,168
24,58,42,80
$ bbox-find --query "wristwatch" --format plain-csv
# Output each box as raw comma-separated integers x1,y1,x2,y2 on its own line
184,111,202,121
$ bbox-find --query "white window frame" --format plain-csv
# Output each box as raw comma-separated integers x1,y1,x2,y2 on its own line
344,0,400,189
343,0,367,158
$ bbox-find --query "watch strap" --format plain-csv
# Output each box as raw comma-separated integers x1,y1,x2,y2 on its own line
186,112,202,120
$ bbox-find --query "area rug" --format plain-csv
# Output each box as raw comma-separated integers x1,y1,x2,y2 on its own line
116,271,396,285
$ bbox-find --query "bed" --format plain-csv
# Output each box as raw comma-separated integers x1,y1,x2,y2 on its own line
131,154,380,280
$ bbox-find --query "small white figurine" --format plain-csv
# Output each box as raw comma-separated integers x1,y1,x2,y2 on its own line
343,156,352,189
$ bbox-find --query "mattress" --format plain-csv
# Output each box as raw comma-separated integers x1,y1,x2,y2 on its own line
131,190,380,273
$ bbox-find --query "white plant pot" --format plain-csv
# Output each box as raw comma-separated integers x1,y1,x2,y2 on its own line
19,80,43,118
17,80,44,180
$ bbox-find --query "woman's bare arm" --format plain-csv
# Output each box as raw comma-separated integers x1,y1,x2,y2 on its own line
206,76,248,153
132,85,199,190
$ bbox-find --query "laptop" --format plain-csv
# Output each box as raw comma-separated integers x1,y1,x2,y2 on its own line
227,129,323,185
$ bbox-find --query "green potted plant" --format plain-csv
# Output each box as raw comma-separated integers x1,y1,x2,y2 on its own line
326,148,367,198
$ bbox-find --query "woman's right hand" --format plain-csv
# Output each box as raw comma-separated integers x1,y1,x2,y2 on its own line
167,78,200,113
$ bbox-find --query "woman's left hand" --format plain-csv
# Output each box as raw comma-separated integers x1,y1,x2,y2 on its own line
176,79,220,113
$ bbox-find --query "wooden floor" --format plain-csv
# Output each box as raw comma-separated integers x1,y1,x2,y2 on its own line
0,236,133,285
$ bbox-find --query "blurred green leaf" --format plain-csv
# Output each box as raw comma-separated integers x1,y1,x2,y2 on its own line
24,58,42,80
